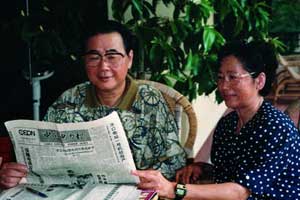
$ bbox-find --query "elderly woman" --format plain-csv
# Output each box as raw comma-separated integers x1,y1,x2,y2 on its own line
133,41,300,200
0,20,186,189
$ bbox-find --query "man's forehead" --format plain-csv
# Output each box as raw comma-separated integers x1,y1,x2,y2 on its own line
95,32,124,43
86,33,125,52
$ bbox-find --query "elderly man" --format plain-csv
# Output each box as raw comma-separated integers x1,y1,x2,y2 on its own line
0,20,186,189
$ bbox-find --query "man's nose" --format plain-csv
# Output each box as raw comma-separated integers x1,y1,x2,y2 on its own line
96,59,110,69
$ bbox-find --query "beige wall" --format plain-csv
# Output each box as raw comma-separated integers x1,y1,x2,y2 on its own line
192,93,227,156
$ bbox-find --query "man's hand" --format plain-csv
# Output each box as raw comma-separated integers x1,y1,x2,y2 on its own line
0,157,28,189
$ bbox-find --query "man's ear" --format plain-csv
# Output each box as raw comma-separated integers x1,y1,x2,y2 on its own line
127,50,134,69
256,72,266,90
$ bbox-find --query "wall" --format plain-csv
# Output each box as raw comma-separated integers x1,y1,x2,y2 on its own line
192,93,227,156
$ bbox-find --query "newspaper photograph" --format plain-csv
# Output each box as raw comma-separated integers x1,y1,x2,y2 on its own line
2,111,141,199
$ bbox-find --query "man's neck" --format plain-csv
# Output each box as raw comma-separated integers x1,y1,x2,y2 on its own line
96,83,126,107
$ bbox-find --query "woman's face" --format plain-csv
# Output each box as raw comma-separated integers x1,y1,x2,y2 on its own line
217,55,260,109
84,32,133,93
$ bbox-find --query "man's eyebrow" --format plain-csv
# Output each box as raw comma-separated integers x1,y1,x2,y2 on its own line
105,49,120,53
85,50,100,55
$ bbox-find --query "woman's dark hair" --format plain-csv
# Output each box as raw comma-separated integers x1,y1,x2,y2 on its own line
217,41,278,96
83,20,137,55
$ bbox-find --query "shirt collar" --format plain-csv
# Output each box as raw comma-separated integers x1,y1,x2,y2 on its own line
85,75,138,110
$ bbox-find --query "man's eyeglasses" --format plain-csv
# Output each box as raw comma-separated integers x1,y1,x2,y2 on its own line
84,50,125,67
217,72,255,84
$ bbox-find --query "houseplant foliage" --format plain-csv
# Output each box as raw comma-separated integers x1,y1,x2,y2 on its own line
112,0,225,101
269,0,300,53
111,0,283,102
270,0,300,33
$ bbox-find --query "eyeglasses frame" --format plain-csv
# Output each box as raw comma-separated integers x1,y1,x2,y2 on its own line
217,72,256,84
83,50,126,68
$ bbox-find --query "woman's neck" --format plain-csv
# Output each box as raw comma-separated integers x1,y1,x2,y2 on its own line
236,96,264,132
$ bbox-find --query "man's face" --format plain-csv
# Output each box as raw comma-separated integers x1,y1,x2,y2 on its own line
84,32,133,93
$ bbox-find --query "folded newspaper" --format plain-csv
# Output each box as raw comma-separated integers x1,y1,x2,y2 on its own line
1,111,141,200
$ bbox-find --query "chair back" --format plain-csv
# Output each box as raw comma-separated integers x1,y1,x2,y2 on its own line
138,80,198,158
273,54,300,101
284,99,300,130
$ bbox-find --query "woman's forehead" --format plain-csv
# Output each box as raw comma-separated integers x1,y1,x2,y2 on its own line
219,55,246,73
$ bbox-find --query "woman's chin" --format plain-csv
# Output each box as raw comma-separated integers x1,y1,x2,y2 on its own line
224,100,239,109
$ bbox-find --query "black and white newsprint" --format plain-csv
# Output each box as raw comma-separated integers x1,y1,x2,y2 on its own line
1,111,140,200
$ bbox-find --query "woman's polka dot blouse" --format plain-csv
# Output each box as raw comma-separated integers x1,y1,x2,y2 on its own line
211,100,300,200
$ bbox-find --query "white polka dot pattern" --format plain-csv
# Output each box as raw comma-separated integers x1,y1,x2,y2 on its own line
211,101,300,199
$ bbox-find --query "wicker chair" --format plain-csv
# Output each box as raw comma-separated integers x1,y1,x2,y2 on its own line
273,54,300,102
138,80,198,158
284,99,300,130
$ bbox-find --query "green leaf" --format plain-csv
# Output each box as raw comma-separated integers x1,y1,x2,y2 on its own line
215,90,224,104
185,51,193,71
143,1,156,15
149,43,163,67
184,51,201,76
269,37,286,53
170,21,178,35
234,18,244,36
132,0,144,17
111,0,126,21
203,26,216,52
163,72,186,83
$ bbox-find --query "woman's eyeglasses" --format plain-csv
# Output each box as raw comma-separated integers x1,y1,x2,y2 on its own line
217,72,255,84
84,50,125,67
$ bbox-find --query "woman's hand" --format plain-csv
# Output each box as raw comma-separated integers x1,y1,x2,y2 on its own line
0,157,28,189
131,170,176,199
176,162,207,184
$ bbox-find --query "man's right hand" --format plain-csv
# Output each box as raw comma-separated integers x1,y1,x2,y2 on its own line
0,157,28,189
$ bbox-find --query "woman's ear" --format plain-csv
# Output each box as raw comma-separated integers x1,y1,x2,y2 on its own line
256,72,266,90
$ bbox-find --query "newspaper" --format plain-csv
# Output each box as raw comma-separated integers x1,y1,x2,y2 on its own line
1,111,140,200
0,184,140,200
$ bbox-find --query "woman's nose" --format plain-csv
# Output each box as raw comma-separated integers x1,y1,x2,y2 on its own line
218,80,230,91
